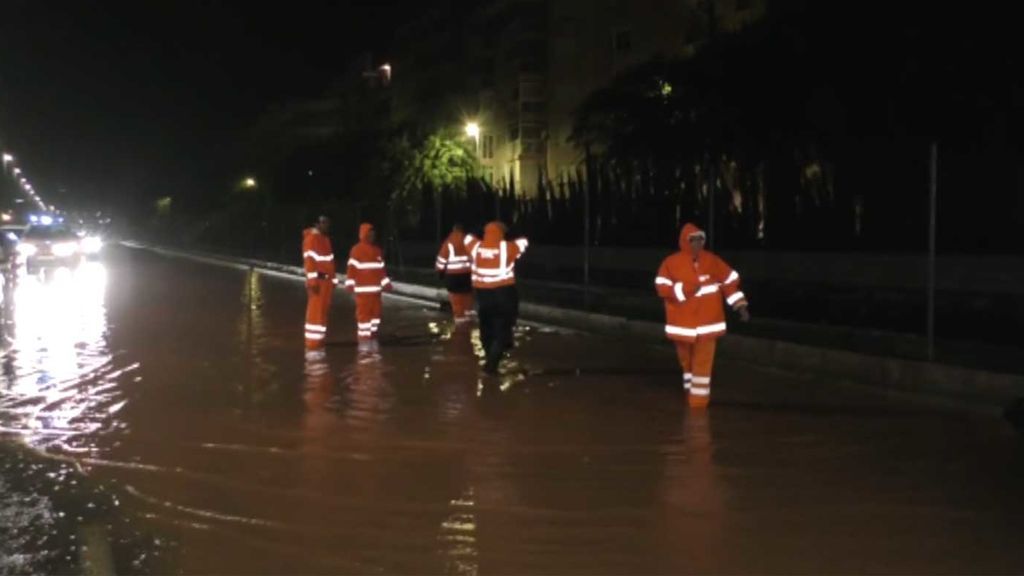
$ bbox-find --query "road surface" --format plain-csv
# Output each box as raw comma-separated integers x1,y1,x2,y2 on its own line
1,246,1022,574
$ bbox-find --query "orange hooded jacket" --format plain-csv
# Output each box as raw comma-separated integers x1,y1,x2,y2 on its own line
302,227,336,285
344,223,391,293
463,222,528,290
655,223,747,342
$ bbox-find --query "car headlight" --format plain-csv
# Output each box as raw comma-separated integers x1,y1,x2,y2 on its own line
16,243,37,257
52,242,78,257
81,236,103,254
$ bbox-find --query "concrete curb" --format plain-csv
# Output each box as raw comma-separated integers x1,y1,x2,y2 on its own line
122,241,1024,411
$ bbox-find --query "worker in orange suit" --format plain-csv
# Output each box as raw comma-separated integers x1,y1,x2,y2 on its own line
463,221,528,374
655,223,749,408
344,223,392,341
436,224,474,323
302,215,338,350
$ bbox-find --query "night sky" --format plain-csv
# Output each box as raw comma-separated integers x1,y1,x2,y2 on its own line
0,1,406,214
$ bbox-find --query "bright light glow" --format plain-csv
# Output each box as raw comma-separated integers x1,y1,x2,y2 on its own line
2,153,12,163
464,122,480,139
17,243,37,256
8,262,115,451
52,242,78,257
40,215,54,225
13,168,21,176
243,177,257,189
29,215,38,223
81,236,103,254
1,213,11,222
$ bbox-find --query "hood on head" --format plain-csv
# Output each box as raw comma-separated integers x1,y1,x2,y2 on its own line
483,221,506,243
679,222,705,253
446,228,465,246
359,223,374,242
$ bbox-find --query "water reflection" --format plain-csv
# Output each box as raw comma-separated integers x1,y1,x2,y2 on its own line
0,262,130,453
438,487,479,576
659,410,725,572
234,269,283,409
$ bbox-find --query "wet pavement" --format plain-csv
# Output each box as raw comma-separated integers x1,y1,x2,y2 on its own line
1,246,1023,574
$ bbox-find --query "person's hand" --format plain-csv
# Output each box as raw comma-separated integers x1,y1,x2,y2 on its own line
737,304,751,322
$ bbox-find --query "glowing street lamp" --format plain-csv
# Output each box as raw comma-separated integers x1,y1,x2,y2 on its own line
464,121,481,156
13,168,21,176
2,153,12,165
242,177,257,189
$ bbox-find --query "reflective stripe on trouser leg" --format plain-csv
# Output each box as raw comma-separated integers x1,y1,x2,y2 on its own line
675,342,694,389
688,339,717,408
305,279,332,349
356,294,382,340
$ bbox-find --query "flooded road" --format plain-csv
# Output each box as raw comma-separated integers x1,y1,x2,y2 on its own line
2,246,1023,574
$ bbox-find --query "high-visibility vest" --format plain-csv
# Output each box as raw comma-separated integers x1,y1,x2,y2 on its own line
436,232,471,275
464,229,528,290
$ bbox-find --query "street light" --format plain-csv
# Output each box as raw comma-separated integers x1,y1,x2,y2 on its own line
2,153,12,165
242,177,257,189
464,121,481,158
13,168,21,176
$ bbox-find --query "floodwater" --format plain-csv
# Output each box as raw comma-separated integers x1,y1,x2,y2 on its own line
1,246,1022,574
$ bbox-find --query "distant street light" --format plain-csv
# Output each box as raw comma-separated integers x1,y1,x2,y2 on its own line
13,168,21,176
2,153,12,165
242,177,257,189
464,121,481,156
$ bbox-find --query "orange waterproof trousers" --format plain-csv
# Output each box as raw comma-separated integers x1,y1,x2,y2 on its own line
305,279,333,349
675,339,718,408
449,293,474,320
355,294,382,340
